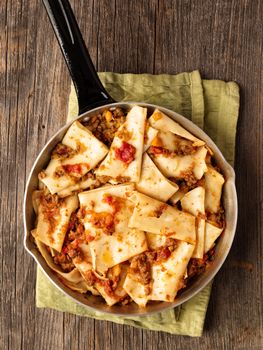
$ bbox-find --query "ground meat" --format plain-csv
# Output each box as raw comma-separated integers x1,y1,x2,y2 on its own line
187,248,215,279
51,143,76,160
99,279,117,297
119,296,132,305
164,237,178,247
115,176,131,183
148,140,196,157
206,207,225,228
130,254,152,285
63,237,84,261
103,194,124,214
84,270,98,286
129,239,178,285
40,193,60,213
81,170,108,190
145,238,178,264
39,193,61,239
174,140,197,156
152,204,168,218
171,176,205,193
187,258,206,279
179,170,198,186
83,107,126,146
148,146,170,156
89,211,115,234
54,252,75,272
53,211,87,271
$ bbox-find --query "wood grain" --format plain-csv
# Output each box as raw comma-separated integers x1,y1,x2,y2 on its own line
0,0,262,349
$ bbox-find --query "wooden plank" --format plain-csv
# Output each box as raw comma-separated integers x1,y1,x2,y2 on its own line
0,0,262,349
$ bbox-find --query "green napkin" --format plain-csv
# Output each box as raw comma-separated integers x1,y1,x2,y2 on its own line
36,70,239,336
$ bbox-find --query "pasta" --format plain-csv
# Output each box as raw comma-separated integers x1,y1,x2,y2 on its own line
32,106,225,307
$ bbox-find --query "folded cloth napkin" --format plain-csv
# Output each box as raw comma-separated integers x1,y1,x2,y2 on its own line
36,70,239,336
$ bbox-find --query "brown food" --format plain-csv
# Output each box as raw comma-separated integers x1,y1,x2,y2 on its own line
84,270,98,286
206,207,225,228
129,254,152,285
175,142,197,156
129,238,178,287
39,193,62,241
51,143,76,160
152,203,168,218
187,248,215,279
83,107,126,146
53,252,75,272
148,139,196,157
89,211,115,234
171,176,205,193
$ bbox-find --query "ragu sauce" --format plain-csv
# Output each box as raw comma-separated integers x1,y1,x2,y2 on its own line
115,141,136,164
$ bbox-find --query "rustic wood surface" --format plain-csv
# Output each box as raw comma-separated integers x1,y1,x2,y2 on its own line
1,0,262,349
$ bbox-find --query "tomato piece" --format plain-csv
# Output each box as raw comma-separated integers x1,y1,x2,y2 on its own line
115,142,136,164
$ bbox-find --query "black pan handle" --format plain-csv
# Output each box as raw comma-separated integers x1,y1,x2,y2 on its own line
43,0,115,114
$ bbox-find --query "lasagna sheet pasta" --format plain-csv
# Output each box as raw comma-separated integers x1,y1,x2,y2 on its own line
33,191,79,252
204,222,224,253
57,176,97,198
148,109,205,146
151,130,195,153
33,236,91,293
41,121,108,194
136,153,178,202
78,184,148,273
181,187,205,258
95,106,147,182
123,241,195,306
150,146,207,180
205,166,225,213
88,229,148,274
129,191,196,244
143,125,159,152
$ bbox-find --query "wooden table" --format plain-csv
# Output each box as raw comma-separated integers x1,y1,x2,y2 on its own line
1,1,262,349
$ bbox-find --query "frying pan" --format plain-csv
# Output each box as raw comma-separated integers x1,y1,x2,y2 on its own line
23,0,238,316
